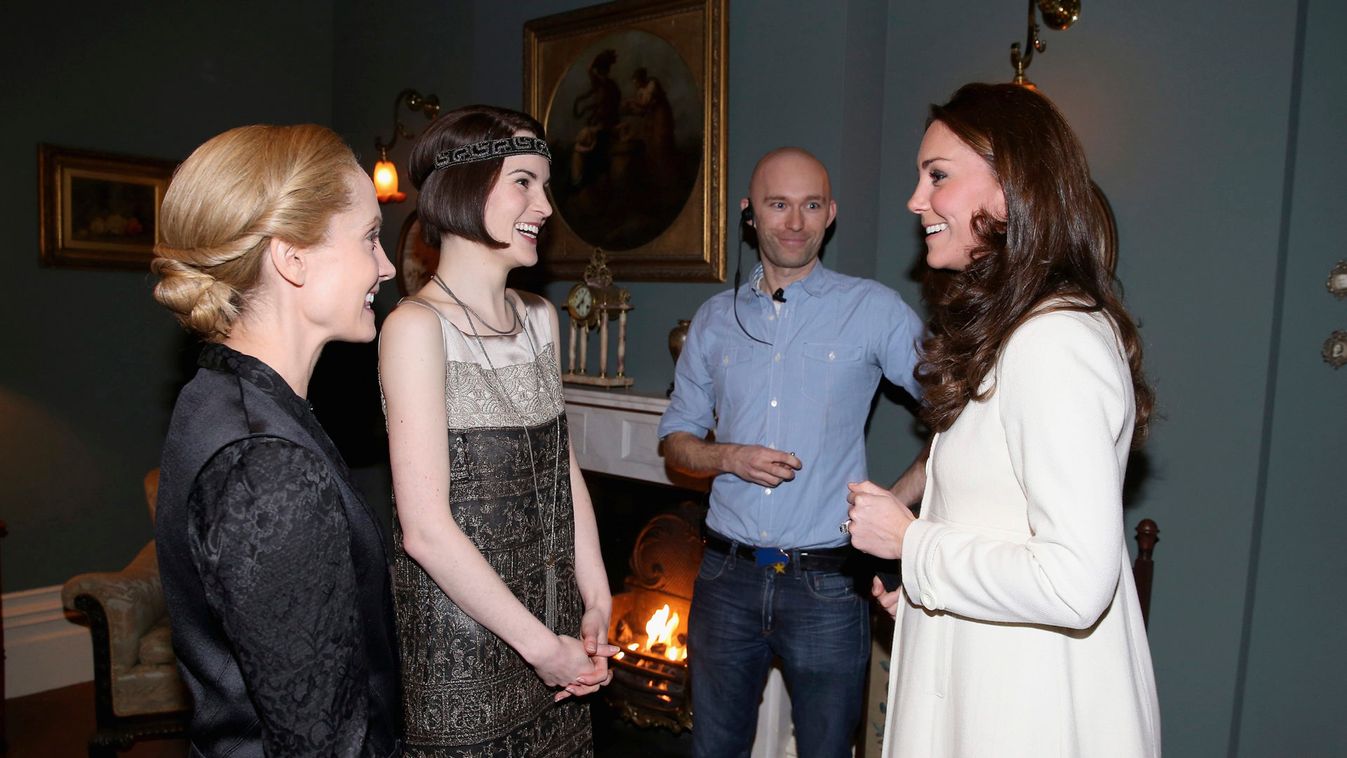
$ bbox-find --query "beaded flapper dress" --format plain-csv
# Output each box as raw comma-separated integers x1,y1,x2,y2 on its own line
387,292,591,757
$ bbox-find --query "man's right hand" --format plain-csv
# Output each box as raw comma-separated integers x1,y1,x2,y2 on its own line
722,444,802,487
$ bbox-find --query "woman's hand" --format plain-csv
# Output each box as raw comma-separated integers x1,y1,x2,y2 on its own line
528,633,598,700
846,480,916,560
871,575,902,619
580,605,620,663
555,606,619,701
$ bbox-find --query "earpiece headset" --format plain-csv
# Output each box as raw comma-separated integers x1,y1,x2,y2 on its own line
732,204,770,345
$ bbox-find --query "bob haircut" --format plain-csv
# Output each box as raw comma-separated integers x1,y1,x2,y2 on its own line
408,104,547,249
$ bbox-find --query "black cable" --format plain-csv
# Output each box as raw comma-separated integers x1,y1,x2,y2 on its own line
733,206,770,346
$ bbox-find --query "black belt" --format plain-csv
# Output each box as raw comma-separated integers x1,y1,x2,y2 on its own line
703,530,854,571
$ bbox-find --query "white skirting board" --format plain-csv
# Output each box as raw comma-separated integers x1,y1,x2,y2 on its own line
3,585,93,697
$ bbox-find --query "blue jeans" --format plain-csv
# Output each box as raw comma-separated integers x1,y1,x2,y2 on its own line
688,539,871,758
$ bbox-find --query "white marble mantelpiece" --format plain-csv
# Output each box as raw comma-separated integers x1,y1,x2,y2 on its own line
562,386,678,486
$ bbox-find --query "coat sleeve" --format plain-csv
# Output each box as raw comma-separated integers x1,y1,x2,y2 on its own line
189,438,371,756
901,312,1132,629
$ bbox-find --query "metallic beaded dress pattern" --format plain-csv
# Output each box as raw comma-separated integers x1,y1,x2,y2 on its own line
386,294,591,757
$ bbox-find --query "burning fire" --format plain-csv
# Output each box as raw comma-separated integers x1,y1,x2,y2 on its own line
613,603,688,663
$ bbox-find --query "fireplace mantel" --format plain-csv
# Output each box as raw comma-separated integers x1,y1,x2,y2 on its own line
562,386,681,486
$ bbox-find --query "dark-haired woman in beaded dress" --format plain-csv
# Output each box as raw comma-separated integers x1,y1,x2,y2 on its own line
378,104,616,757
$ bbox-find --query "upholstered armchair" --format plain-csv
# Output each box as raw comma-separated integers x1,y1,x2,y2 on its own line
62,469,188,757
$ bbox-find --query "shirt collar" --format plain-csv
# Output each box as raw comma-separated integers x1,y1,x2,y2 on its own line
747,259,834,300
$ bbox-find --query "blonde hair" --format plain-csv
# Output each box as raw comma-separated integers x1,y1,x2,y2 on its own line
152,124,360,340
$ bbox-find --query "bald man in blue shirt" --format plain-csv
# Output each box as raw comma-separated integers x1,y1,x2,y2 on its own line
658,147,927,757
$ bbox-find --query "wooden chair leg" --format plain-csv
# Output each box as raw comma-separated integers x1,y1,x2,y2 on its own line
1133,519,1160,628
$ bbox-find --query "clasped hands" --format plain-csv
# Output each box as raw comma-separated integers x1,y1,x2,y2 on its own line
538,605,619,702
846,480,917,619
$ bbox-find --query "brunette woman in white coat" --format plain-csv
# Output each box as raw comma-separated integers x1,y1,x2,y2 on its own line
846,83,1160,757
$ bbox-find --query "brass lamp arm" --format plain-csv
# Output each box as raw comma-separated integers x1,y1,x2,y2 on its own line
375,89,441,154
1009,0,1080,87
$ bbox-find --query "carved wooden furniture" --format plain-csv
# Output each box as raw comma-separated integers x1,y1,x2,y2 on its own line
62,470,188,757
1133,518,1160,628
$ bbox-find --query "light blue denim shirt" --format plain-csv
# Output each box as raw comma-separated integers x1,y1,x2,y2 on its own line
658,262,924,550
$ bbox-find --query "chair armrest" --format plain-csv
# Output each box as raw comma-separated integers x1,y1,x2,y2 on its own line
62,542,166,669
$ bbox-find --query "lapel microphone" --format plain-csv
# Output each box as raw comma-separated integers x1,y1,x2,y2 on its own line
772,288,787,303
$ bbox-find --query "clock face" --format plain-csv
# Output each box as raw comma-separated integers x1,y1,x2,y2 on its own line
566,283,593,321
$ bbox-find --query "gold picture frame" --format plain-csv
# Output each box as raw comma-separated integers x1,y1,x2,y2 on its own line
524,0,727,282
38,144,177,270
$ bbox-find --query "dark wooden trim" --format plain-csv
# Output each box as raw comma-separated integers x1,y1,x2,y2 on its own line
1133,519,1160,629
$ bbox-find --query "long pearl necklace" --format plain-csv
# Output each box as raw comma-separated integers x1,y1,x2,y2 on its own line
431,274,565,629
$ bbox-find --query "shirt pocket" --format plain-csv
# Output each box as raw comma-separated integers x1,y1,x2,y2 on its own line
798,342,864,403
714,345,760,417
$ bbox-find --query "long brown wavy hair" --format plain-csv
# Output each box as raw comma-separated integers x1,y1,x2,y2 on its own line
915,83,1153,445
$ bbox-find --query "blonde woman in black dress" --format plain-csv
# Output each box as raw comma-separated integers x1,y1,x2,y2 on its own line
153,124,401,756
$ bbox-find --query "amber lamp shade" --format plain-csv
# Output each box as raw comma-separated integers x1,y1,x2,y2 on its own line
373,156,405,204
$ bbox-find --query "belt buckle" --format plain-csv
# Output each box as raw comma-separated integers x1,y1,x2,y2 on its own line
753,547,789,572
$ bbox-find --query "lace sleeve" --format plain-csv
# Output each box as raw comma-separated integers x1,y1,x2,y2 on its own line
189,438,372,756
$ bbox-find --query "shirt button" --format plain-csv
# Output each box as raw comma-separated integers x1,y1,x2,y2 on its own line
764,487,773,496
768,314,776,321
760,531,770,540
774,353,781,362
828,351,836,360
920,590,936,607
770,399,778,407
722,355,730,365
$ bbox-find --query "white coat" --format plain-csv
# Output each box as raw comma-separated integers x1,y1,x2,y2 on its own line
882,309,1161,757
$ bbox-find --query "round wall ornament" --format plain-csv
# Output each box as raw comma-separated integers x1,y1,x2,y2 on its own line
1327,260,1347,299
1322,330,1347,369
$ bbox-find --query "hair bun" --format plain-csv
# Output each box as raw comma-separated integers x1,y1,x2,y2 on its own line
151,253,240,341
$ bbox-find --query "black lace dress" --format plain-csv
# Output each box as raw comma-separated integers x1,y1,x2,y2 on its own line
172,344,400,756
388,293,591,757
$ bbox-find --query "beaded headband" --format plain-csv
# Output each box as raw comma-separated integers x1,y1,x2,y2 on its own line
433,136,552,170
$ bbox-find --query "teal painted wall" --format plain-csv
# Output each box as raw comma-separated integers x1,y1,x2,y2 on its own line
0,2,337,590
0,1,477,589
2,1,1340,753
1235,1,1347,754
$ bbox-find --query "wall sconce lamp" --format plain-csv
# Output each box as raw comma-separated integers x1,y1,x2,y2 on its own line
1009,0,1081,89
372,88,441,203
